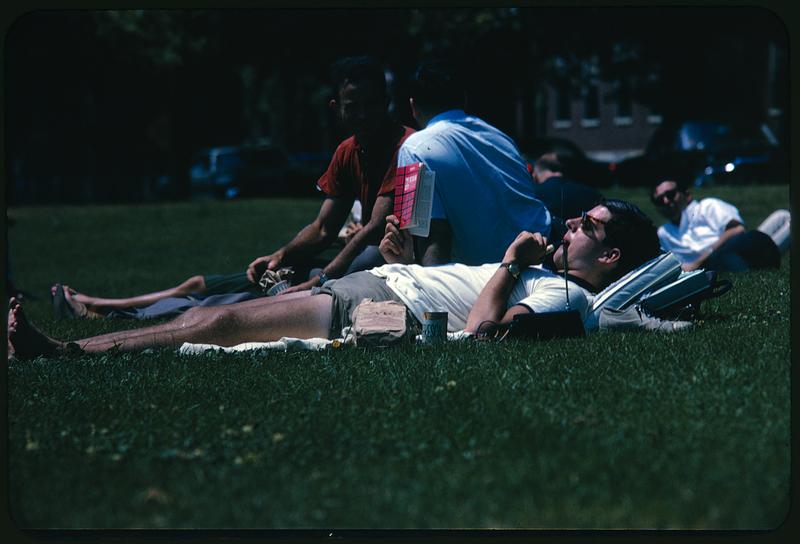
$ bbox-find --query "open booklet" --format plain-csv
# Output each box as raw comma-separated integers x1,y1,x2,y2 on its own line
392,162,435,237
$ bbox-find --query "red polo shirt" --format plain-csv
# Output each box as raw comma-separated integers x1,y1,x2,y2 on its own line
317,122,415,223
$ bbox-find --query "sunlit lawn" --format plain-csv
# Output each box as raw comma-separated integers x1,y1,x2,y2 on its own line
6,185,790,529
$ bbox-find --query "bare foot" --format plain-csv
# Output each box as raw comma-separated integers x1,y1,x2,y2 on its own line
8,298,65,360
51,284,103,319
62,285,103,318
63,285,95,307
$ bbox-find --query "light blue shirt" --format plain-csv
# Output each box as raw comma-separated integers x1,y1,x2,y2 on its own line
398,110,551,265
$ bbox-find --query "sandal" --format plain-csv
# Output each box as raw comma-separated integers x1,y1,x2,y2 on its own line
52,283,88,319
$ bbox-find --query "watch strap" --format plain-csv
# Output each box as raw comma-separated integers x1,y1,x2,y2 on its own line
500,262,521,279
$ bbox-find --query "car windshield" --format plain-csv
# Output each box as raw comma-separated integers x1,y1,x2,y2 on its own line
677,121,774,153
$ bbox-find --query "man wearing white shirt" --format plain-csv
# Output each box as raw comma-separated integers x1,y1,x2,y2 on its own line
392,60,551,266
652,177,789,272
9,200,660,358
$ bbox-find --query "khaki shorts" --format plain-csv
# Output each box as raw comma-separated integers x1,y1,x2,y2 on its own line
316,271,418,339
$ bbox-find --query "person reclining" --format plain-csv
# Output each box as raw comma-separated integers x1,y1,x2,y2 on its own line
652,176,790,272
8,200,660,359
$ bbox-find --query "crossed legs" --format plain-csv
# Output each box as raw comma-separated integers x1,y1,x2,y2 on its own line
8,290,332,359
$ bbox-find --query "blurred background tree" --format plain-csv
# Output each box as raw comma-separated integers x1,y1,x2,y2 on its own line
3,7,788,204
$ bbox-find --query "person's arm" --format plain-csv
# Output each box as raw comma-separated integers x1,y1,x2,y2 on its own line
246,197,351,284
280,194,393,293
413,220,452,265
465,231,550,333
682,220,746,271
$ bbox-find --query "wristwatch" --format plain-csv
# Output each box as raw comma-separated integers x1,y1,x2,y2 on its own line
500,262,521,280
317,271,330,286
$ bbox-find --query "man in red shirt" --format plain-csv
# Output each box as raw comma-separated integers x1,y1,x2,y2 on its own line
249,56,415,294
54,56,415,319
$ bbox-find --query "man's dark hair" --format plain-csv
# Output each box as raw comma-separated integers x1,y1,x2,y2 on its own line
534,153,564,175
602,198,661,276
654,170,692,192
329,55,387,98
409,59,465,115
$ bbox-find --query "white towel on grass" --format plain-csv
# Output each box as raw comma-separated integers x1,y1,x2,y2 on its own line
179,336,338,355
178,331,474,355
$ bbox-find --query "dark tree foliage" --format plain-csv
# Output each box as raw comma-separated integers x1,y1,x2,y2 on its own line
4,7,788,204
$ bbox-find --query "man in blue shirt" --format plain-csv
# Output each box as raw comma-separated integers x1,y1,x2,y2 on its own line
389,60,551,266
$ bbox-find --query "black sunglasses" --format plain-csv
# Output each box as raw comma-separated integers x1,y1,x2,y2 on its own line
652,188,679,207
579,211,608,236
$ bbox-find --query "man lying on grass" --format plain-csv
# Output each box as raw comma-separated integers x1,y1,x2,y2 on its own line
8,200,660,359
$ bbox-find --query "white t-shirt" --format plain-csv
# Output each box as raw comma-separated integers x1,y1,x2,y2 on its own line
369,262,592,331
657,198,745,264
397,109,551,265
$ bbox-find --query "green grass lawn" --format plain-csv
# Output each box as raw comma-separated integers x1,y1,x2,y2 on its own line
6,185,791,529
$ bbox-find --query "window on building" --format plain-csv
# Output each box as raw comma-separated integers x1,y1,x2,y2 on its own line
580,83,599,127
614,78,633,125
553,80,572,129
644,71,663,124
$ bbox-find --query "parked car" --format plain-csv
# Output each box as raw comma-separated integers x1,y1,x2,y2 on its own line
613,120,788,187
524,138,616,188
189,144,327,199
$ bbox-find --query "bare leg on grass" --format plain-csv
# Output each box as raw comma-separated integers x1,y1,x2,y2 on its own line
8,291,331,359
54,275,211,316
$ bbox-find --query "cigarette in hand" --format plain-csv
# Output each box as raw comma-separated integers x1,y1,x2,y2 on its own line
545,244,555,255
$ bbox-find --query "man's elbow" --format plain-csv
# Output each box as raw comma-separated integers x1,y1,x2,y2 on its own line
316,223,339,245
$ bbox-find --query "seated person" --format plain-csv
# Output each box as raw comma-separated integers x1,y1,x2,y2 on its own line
531,153,604,229
9,200,661,359
396,59,551,266
53,56,415,320
652,177,790,272
336,200,363,244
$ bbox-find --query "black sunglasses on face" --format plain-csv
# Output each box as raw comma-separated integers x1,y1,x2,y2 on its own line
652,188,679,206
579,211,608,236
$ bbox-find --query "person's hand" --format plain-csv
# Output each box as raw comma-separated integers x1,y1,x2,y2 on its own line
246,250,285,284
502,231,549,267
343,222,363,243
277,276,319,296
379,215,414,264
682,248,713,272
682,260,703,272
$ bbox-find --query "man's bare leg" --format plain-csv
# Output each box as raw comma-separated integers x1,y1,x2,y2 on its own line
54,275,211,315
9,293,332,358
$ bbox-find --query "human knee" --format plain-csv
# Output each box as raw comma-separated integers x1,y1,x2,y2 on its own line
176,275,206,295
757,209,790,234
757,209,791,254
204,307,241,333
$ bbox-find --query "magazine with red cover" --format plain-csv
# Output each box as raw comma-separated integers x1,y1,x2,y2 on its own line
392,162,434,236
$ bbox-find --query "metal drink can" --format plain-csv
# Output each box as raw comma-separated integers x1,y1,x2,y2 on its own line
422,311,448,344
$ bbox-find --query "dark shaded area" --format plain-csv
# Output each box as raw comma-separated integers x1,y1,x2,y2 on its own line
4,7,789,204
